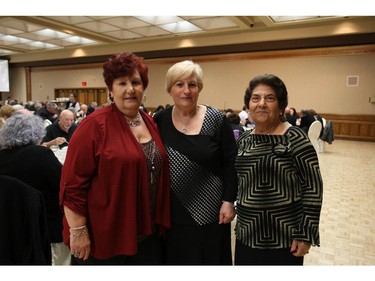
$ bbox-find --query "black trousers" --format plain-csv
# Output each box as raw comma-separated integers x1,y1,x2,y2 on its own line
235,239,304,266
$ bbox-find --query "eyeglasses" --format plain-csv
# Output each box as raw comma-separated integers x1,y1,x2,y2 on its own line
250,94,277,103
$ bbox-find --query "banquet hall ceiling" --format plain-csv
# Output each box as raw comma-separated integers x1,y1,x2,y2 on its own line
1,16,374,64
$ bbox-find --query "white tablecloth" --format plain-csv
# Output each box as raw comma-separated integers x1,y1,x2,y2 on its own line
53,146,68,164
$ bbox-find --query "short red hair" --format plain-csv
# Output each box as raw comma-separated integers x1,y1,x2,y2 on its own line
103,52,149,91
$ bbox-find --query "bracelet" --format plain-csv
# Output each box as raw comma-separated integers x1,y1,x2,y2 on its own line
69,225,86,232
70,229,88,239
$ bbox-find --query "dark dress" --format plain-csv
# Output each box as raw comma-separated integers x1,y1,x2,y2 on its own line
154,106,238,265
234,126,323,265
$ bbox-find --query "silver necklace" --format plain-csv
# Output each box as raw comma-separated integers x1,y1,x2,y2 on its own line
181,118,193,134
175,107,198,134
126,112,141,127
255,122,280,135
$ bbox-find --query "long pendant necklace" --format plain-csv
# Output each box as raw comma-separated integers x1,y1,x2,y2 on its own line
181,118,193,134
175,107,198,134
126,112,141,127
149,141,156,184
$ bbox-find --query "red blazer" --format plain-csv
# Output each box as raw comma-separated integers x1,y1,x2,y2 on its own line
60,104,171,259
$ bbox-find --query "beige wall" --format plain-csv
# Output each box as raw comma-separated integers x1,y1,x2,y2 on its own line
146,53,375,115
29,67,105,101
8,48,375,115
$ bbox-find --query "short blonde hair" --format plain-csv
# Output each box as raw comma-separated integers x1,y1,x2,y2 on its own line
165,60,203,93
0,104,15,119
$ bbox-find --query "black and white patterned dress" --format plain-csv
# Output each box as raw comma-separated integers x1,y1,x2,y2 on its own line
154,105,238,264
235,126,323,251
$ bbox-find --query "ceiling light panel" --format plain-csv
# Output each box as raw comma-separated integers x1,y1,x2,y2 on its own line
76,21,120,33
63,36,97,45
269,16,333,23
135,16,183,25
130,26,171,37
0,49,14,55
45,38,80,47
46,16,94,25
33,29,71,39
159,21,202,33
0,34,32,44
27,41,59,49
191,17,238,30
104,30,143,40
102,17,150,29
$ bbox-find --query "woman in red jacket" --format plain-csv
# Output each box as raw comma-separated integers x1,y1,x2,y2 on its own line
60,52,171,265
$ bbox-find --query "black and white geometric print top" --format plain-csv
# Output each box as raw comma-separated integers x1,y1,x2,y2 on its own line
235,126,323,249
154,106,238,226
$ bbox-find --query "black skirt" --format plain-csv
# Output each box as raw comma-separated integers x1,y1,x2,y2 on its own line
165,223,232,265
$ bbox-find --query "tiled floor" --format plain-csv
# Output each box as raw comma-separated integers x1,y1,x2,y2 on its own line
231,139,375,265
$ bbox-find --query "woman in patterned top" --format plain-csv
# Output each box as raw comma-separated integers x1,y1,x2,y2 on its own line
235,74,323,265
154,60,238,264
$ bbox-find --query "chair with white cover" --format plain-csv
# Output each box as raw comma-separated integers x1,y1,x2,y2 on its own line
318,118,327,153
43,119,52,128
308,120,322,154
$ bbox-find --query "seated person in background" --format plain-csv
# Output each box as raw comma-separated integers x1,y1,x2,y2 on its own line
152,105,165,117
238,105,249,125
25,101,36,112
290,107,298,119
244,113,255,128
76,103,88,124
227,112,245,139
87,102,97,116
35,102,58,123
0,104,16,128
42,109,77,149
285,107,297,126
224,108,234,117
0,114,70,265
34,101,43,113
298,109,316,133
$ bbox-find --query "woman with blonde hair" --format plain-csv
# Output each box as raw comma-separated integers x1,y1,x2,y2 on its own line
0,104,15,128
154,60,237,265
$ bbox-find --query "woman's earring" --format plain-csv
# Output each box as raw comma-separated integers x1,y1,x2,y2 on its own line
108,92,114,103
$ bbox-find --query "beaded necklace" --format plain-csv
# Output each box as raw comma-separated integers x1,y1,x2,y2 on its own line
126,112,141,127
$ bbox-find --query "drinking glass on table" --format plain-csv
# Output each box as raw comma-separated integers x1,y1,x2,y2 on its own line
50,144,59,152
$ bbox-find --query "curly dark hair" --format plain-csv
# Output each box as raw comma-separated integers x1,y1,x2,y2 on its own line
244,74,288,122
103,52,149,93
